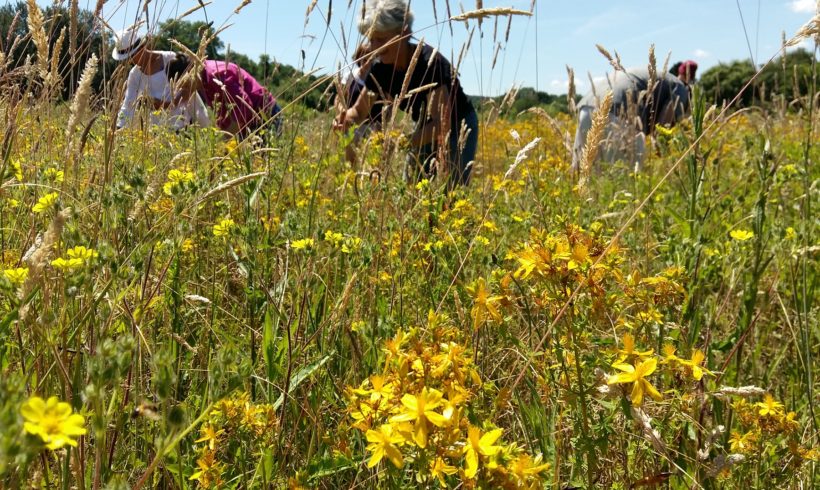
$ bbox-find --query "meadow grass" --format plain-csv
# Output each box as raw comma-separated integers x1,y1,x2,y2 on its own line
0,2,818,489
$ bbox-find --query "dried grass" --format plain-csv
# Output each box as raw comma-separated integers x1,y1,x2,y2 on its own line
450,7,531,21
579,90,613,190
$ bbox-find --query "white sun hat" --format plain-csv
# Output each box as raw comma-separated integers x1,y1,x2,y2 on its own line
112,26,146,61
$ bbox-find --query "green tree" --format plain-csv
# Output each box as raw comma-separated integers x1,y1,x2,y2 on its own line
698,49,817,108
153,19,223,59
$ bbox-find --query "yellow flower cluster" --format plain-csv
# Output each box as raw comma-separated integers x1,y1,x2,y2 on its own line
324,230,362,254
212,218,236,238
32,192,59,214
51,246,99,272
346,314,550,488
163,167,195,196
724,394,818,465
3,267,29,286
190,392,279,488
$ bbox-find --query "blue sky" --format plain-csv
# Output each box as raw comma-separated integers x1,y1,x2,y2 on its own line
83,0,818,96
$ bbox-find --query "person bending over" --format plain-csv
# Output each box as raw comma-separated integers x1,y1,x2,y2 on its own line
571,66,690,173
337,42,385,167
170,56,282,138
113,26,209,131
334,0,478,188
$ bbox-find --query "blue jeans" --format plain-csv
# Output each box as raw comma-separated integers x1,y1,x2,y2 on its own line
406,110,479,187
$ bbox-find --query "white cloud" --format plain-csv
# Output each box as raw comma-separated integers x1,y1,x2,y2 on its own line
789,0,816,13
693,48,711,59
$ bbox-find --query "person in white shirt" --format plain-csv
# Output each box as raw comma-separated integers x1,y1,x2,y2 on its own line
112,26,210,130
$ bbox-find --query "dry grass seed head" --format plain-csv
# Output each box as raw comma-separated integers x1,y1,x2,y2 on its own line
67,53,99,142
579,90,613,189
26,0,49,80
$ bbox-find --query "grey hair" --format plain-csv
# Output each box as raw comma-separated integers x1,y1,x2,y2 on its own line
358,0,414,35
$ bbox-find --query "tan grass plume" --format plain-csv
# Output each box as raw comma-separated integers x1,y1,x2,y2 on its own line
450,7,531,21
25,0,49,80
578,90,613,189
66,53,98,142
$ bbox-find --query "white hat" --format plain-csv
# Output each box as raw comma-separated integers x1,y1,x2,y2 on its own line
112,27,146,61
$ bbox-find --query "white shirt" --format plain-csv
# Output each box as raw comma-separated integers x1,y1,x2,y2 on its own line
117,51,210,130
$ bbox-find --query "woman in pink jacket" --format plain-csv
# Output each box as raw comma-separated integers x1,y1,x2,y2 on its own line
170,56,282,137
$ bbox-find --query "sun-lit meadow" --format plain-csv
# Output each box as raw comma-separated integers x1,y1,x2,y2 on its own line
1,2,819,489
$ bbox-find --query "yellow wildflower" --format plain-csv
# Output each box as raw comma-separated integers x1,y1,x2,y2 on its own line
680,349,713,381
463,426,503,479
389,387,447,448
66,246,99,262
365,424,404,468
32,192,59,214
51,257,83,271
291,238,314,251
660,343,681,364
194,424,224,451
163,168,195,195
728,430,757,453
43,168,64,183
213,218,236,237
608,358,663,406
509,453,551,484
615,333,654,363
3,267,29,286
729,229,754,241
429,457,457,485
21,396,87,450
756,394,784,417
467,277,503,330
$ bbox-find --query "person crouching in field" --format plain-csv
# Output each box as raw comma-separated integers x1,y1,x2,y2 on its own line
670,60,698,86
571,66,690,173
169,57,283,139
113,26,210,131
333,0,479,189
337,43,386,168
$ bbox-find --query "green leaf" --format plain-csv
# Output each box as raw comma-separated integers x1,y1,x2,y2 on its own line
273,354,333,410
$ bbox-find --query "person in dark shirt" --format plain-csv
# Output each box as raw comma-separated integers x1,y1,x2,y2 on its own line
333,0,479,188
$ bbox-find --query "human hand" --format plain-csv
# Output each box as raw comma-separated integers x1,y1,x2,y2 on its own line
332,110,349,133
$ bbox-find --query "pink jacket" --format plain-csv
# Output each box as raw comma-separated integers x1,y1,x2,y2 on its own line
200,60,276,133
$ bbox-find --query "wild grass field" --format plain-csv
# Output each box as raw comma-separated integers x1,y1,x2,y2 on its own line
0,2,819,489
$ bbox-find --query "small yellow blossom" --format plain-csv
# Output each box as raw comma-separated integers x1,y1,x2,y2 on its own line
365,424,404,468
389,388,447,448
33,192,59,214
181,239,195,253
66,246,99,262
429,457,457,485
21,396,87,450
163,168,195,195
195,425,224,451
51,257,84,271
728,430,757,453
680,349,714,381
615,333,654,363
785,227,796,240
756,394,784,417
3,267,29,286
43,168,64,183
463,426,503,479
466,277,503,330
291,238,314,251
608,358,663,406
213,218,236,237
730,229,754,241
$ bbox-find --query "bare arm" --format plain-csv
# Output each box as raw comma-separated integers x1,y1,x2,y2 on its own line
333,88,374,132
410,85,451,149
